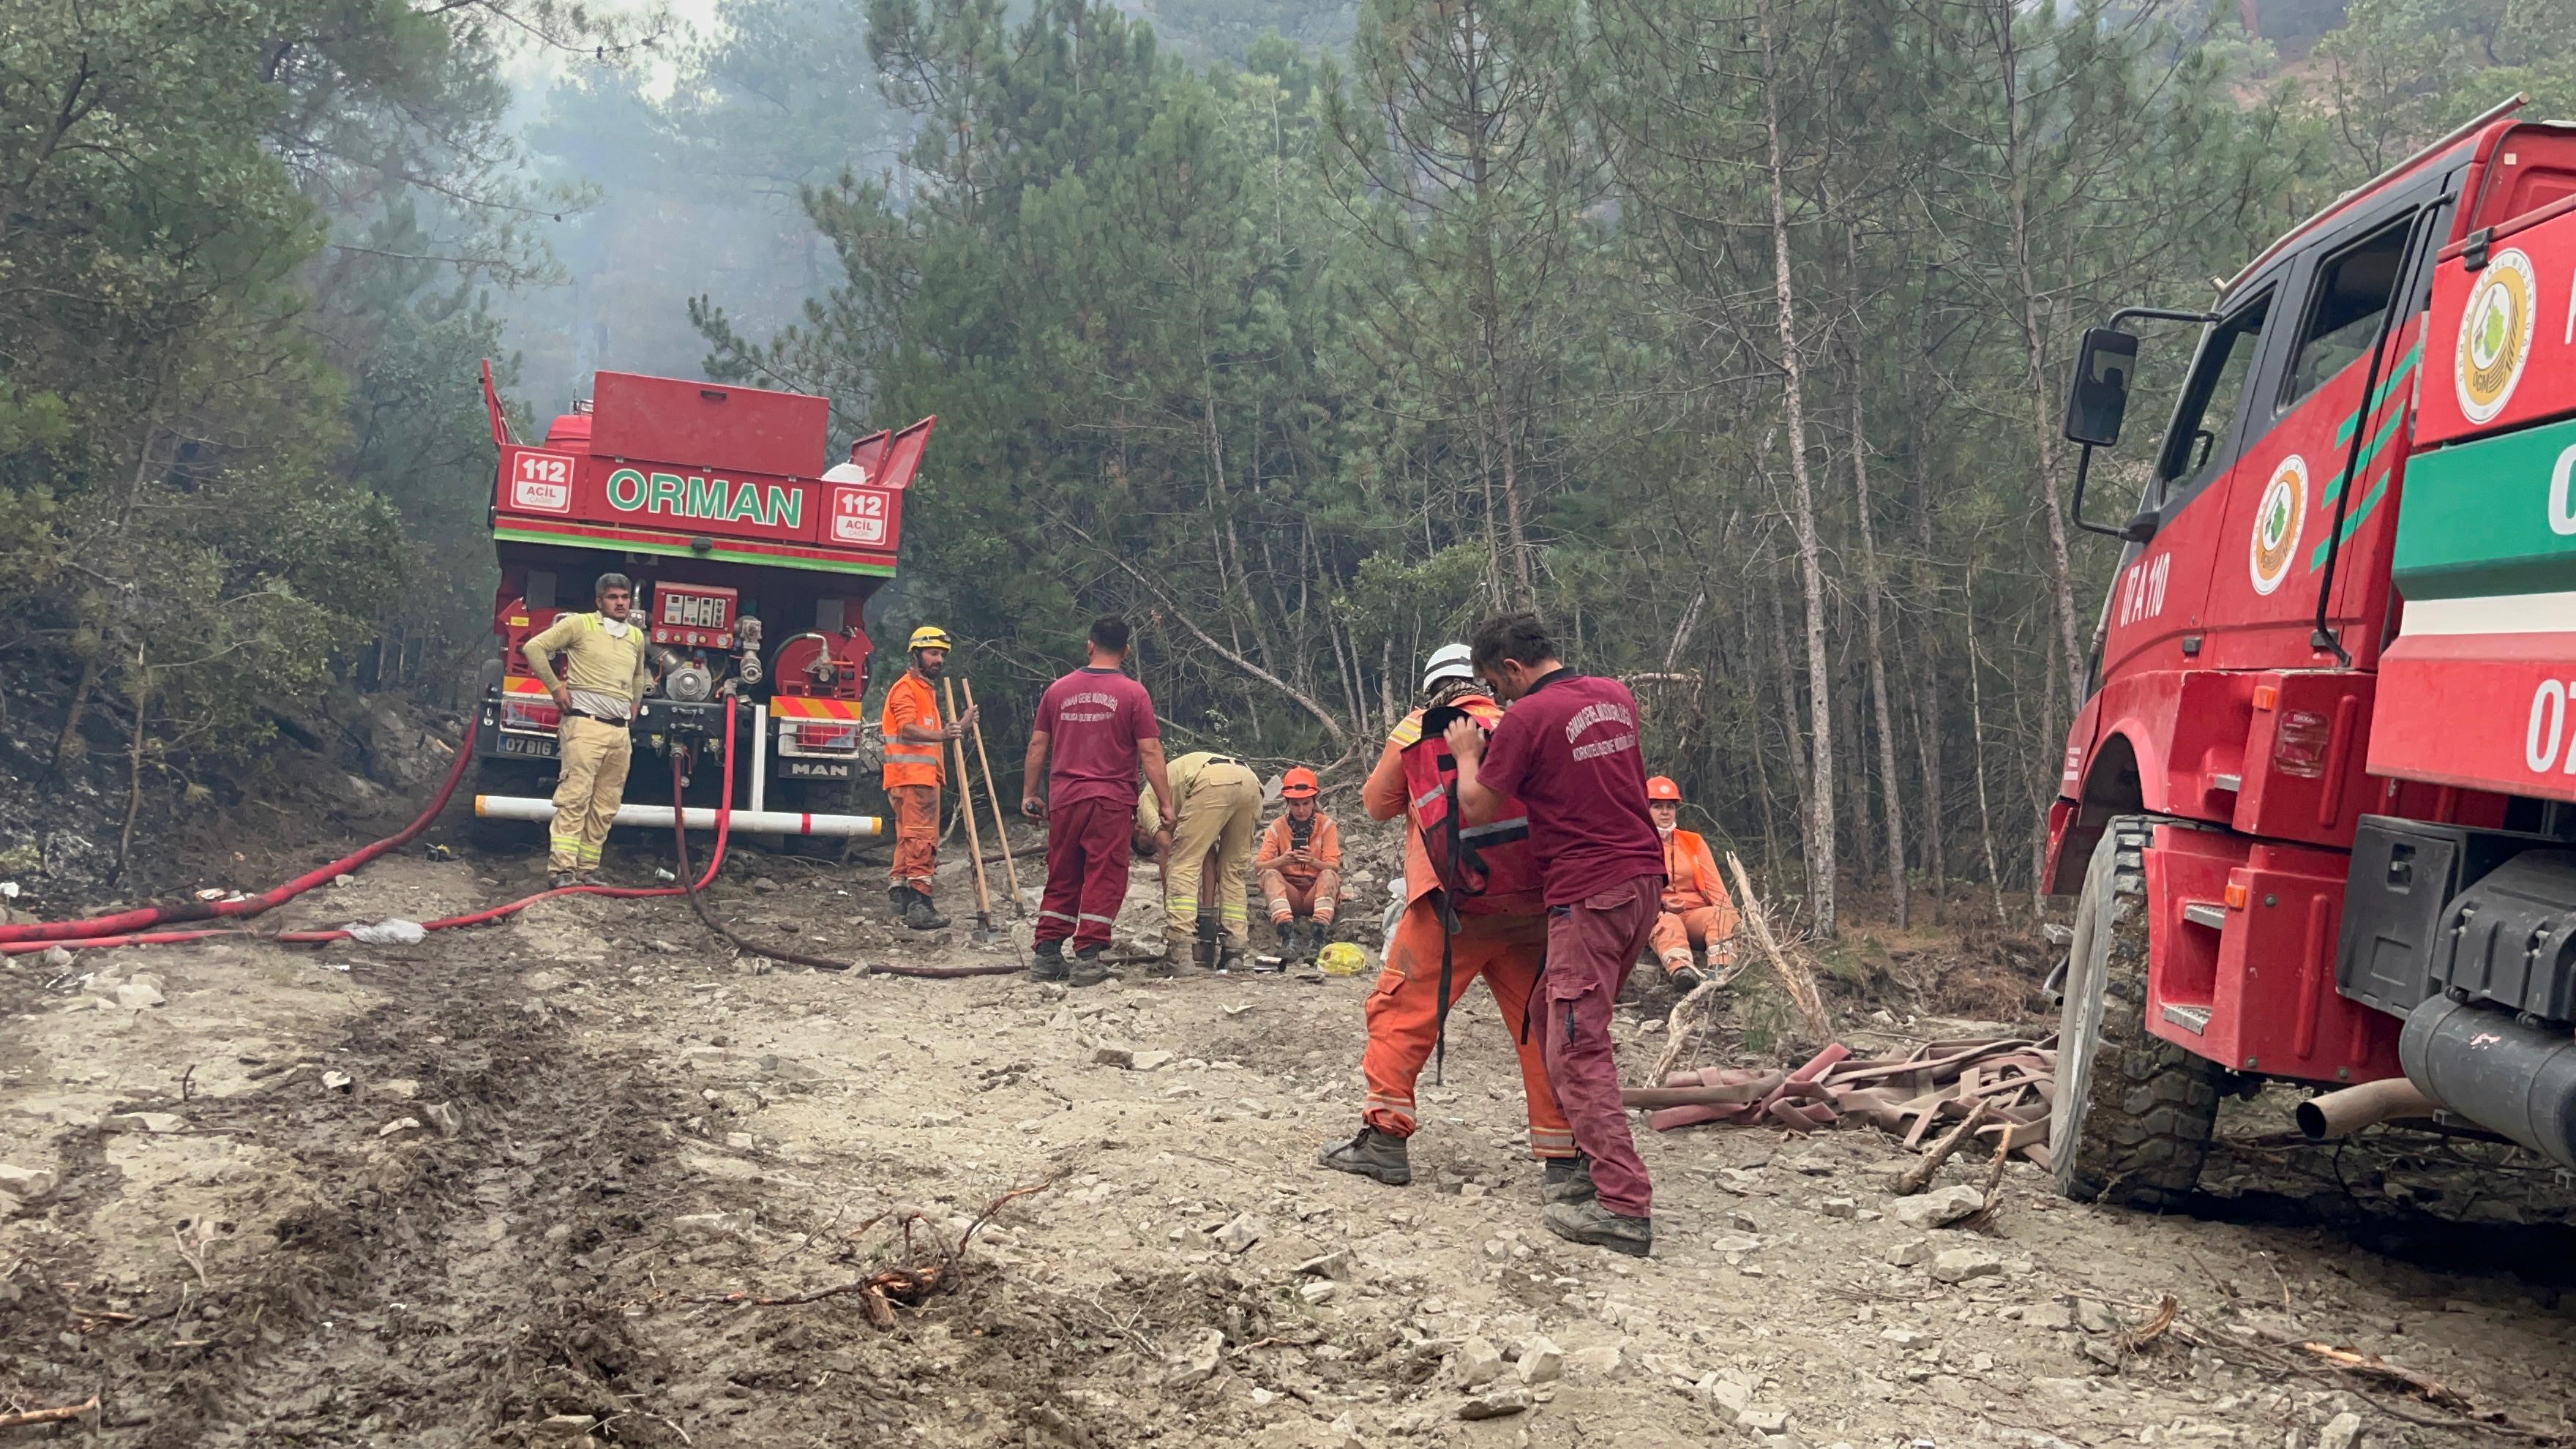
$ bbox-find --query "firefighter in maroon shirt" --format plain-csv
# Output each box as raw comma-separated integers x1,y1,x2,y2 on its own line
1023,615,1176,988
1445,613,1666,1257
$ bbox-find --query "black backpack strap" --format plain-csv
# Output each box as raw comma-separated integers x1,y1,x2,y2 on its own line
1432,779,1469,1086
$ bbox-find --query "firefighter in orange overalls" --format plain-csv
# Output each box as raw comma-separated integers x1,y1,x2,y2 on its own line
1644,775,1740,986
880,625,974,932
1316,643,1579,1197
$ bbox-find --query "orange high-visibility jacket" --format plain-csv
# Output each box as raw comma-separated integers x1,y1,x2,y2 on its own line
1257,811,1341,884
1663,828,1737,923
879,671,946,789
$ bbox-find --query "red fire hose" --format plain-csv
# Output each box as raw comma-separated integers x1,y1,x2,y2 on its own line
4,708,742,956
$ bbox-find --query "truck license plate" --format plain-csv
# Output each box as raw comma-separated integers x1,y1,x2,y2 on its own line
782,760,851,779
500,735,558,758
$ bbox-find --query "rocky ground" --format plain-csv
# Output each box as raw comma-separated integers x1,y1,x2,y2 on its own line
3,823,2574,1448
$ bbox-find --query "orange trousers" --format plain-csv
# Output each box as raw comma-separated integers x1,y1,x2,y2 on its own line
888,784,938,894
1650,905,1737,973
1262,867,1340,924
1360,901,1574,1158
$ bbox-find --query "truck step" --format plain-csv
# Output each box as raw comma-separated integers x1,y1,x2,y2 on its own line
2160,1003,2212,1035
2210,774,2242,793
2182,902,2229,930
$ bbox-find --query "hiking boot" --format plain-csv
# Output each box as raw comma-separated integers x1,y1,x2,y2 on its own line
550,870,581,890
888,885,911,921
1542,1197,1652,1257
1306,920,1333,957
1030,939,1069,983
1274,917,1302,955
1146,943,1185,978
1669,962,1707,989
1068,946,1109,987
902,888,951,932
1318,1126,1412,1186
1542,1154,1597,1205
1216,947,1247,974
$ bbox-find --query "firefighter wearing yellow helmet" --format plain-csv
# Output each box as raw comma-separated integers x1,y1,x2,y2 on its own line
880,624,974,930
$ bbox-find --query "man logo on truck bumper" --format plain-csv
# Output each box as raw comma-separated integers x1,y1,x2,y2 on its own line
2457,247,2537,425
2250,454,2307,596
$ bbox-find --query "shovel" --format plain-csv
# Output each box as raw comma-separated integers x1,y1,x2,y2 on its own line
943,678,1007,946
961,677,1024,915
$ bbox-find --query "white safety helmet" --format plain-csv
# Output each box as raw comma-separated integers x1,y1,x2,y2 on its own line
1422,642,1476,692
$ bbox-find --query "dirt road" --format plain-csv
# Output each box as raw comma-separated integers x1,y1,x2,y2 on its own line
4,850,2572,1447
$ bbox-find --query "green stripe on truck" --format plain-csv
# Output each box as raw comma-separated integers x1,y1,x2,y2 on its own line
2391,416,2576,601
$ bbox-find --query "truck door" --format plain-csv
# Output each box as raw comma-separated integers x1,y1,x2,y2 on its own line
2096,290,2274,686
2197,198,2447,673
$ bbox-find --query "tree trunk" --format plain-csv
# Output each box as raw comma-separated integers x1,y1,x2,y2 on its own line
1964,570,2009,925
1850,386,1911,928
1760,0,1836,935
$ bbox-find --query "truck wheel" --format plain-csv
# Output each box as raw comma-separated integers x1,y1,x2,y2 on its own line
2051,815,2223,1207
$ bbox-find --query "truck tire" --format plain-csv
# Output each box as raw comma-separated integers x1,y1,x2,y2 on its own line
2051,815,2223,1207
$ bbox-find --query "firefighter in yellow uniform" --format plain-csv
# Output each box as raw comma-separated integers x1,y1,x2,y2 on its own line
1135,751,1262,974
523,573,653,888
880,625,972,931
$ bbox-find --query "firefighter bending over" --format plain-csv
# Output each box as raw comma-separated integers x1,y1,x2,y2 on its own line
1645,776,1740,986
523,572,652,888
1257,766,1342,962
1138,750,1264,975
881,625,975,932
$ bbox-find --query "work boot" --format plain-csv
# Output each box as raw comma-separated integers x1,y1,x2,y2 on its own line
1216,947,1247,974
550,870,580,891
902,888,950,932
1273,917,1301,956
1147,942,1186,978
1542,1154,1597,1205
1542,1198,1652,1257
1668,962,1707,989
1030,938,1069,983
1318,1126,1413,1186
887,885,911,921
1307,920,1332,957
1069,946,1109,988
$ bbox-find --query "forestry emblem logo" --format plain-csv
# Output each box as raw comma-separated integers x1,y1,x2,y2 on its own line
2457,247,2537,425
2249,454,2307,596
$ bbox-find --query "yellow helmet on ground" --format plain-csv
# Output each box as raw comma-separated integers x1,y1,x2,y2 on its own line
908,625,954,651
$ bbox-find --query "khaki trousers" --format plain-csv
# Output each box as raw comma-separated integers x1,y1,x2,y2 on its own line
1163,765,1261,950
550,714,633,872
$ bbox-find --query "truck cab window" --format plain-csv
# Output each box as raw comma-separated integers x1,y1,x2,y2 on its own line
2280,217,2412,411
2154,292,2271,494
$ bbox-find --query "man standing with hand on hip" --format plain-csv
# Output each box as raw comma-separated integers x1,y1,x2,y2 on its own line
1445,613,1666,1257
1024,616,1172,986
522,572,652,889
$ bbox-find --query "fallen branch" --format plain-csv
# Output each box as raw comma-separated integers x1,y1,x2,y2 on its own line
684,1180,1055,1329
2122,1293,2179,1350
2294,1340,2476,1412
1724,853,1830,1042
2176,1311,2564,1440
1647,973,1730,1086
1894,1098,1993,1195
0,1396,100,1429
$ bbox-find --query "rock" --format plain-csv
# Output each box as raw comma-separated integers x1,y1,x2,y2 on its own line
752,877,780,894
114,980,166,1009
2075,1298,2119,1334
1887,1238,1933,1267
1516,1336,1565,1385
321,1070,354,1093
1568,1345,1623,1379
378,1078,421,1099
1131,1049,1175,1071
1298,1249,1354,1280
1299,1280,1341,1306
1880,1329,1926,1347
1456,1388,1532,1420
672,1210,755,1240
1707,1232,1763,1255
104,1112,184,1134
534,1413,597,1437
34,946,74,970
2318,1413,2363,1449
726,1131,756,1150
1456,1336,1507,1387
1702,1377,1752,1412
2026,1300,2075,1331
378,1117,427,1139
1819,1197,1857,1218
1888,1183,1986,1229
1166,1328,1227,1386
1725,1208,1762,1232
0,1164,58,1199
1093,1046,1139,1068
423,1103,465,1139
1782,1153,1835,1175
1930,1248,2004,1284
1213,1213,1262,1254
1737,1408,1791,1434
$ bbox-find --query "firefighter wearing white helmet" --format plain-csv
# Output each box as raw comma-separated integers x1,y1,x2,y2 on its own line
1422,641,1477,692
881,624,976,931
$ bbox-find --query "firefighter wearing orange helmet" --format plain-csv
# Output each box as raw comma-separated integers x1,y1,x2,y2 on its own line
1256,765,1343,963
1644,775,1740,985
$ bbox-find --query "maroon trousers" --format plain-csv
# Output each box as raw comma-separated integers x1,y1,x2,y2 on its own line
1038,794,1135,951
1542,874,1664,1218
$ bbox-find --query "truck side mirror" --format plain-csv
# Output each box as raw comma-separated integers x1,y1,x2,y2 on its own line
2064,328,2138,449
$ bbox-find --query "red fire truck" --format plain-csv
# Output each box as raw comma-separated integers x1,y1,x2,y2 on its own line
465,365,932,842
2046,95,2576,1204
